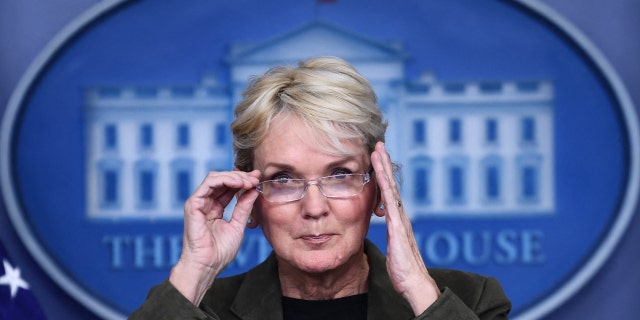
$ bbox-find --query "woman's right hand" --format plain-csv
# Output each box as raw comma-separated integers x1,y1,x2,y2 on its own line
169,170,261,305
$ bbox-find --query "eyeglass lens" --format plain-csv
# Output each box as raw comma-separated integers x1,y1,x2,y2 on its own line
257,173,369,203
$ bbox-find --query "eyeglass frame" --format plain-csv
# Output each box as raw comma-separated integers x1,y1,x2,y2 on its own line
255,171,373,203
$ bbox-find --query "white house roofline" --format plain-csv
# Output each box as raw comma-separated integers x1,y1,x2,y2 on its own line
225,19,409,64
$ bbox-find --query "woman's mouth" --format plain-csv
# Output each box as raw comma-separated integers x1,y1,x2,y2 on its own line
300,234,334,244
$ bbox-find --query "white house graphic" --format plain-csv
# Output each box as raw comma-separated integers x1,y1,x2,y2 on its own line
84,21,554,220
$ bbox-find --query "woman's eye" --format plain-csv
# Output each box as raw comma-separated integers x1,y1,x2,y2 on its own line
331,168,353,178
271,173,293,184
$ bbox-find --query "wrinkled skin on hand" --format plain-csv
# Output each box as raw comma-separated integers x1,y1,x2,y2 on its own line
371,142,441,315
170,170,261,305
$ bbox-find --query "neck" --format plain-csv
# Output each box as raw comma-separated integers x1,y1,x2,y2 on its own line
278,253,369,300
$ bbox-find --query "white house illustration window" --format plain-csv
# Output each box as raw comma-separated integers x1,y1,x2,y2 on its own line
521,166,539,201
173,86,194,97
136,87,157,97
481,156,503,203
412,119,427,145
480,82,502,93
444,156,468,205
139,123,154,150
172,159,194,207
449,118,463,145
411,157,433,204
445,83,466,93
135,159,158,209
485,118,498,144
517,154,542,204
521,116,536,145
177,123,190,148
98,159,122,209
104,171,118,204
104,124,118,150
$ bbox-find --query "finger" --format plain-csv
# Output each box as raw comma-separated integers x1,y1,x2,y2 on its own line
372,144,399,206
193,171,260,197
228,188,260,229
197,171,259,202
186,171,260,218
375,142,398,190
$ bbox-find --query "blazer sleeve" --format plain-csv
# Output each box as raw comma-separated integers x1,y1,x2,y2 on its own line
129,280,219,320
414,276,512,320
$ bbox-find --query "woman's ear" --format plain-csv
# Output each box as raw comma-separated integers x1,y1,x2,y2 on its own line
373,202,386,217
372,177,385,217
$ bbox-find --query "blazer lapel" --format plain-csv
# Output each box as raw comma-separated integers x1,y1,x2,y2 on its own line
230,253,284,320
364,240,415,320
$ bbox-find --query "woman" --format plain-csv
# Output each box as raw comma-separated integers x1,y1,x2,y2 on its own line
131,57,511,319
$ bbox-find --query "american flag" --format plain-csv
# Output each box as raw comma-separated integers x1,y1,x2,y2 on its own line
0,241,46,320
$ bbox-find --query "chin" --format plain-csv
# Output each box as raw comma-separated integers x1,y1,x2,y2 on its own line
292,251,346,274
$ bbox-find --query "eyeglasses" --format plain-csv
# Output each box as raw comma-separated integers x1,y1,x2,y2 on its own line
256,172,371,203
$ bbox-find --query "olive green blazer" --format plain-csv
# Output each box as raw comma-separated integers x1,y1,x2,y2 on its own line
130,240,511,319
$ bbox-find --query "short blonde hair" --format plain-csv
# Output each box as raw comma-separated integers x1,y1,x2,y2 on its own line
232,57,387,171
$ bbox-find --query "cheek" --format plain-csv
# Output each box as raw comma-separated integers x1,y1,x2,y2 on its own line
252,198,266,222
254,199,274,227
335,196,376,230
253,200,293,236
361,184,379,213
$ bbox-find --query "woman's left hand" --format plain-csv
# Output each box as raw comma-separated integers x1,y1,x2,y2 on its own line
371,141,441,316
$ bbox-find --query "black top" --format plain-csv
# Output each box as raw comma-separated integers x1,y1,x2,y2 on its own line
282,293,368,320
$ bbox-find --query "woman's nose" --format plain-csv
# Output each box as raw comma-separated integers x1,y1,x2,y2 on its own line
301,184,329,218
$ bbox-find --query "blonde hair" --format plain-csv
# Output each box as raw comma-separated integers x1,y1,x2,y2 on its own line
232,56,387,171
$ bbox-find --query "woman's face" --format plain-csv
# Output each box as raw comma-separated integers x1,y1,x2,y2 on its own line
252,116,377,274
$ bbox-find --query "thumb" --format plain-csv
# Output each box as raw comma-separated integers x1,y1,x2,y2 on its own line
229,188,259,228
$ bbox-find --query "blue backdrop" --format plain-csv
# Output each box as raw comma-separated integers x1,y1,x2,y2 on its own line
1,0,639,319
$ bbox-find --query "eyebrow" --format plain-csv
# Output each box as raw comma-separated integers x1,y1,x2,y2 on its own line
262,156,364,174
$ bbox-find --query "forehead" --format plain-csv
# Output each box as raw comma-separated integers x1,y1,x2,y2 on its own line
253,116,368,169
